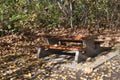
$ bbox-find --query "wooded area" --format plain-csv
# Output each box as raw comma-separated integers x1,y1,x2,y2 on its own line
0,0,119,35
0,0,120,80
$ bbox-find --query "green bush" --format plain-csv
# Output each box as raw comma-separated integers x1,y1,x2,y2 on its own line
0,0,119,35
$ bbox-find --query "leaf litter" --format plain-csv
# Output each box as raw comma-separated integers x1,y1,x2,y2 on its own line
0,27,120,80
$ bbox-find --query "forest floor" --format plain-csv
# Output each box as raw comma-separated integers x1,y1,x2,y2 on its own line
0,27,120,80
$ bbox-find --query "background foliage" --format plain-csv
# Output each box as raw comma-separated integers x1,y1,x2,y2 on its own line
0,0,119,35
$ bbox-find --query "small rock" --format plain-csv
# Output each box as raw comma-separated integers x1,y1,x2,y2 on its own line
83,67,93,74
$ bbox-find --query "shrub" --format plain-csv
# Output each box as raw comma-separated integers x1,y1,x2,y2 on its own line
0,0,119,35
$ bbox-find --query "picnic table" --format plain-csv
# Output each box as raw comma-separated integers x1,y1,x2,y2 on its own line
37,34,104,63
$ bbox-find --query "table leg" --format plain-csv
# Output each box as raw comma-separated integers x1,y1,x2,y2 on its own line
74,51,81,63
37,48,50,58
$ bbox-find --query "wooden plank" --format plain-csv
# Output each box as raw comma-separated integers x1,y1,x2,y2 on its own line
57,39,83,43
40,45,84,51
41,34,89,41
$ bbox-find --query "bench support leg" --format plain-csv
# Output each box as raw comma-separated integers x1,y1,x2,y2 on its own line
37,48,50,58
37,48,42,58
74,51,88,63
74,51,80,63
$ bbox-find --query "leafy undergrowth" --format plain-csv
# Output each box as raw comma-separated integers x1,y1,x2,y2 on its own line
0,28,120,80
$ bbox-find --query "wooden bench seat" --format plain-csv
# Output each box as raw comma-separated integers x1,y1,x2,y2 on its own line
37,45,85,63
40,45,84,51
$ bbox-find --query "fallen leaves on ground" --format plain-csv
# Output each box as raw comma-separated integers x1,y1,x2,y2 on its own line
0,28,120,80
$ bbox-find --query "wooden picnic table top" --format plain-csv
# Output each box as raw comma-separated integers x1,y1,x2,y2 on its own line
40,34,104,44
41,34,93,41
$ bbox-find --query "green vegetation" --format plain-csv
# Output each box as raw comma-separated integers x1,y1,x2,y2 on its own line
0,0,119,35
